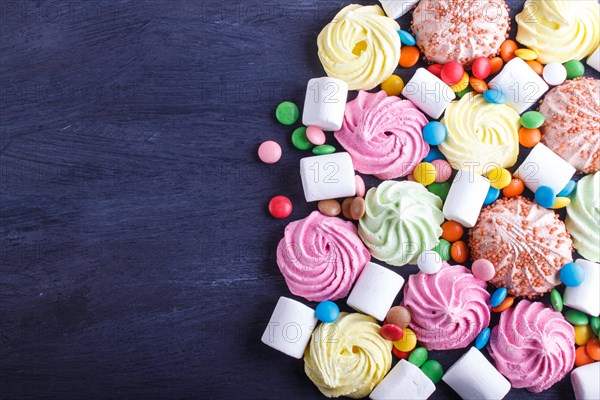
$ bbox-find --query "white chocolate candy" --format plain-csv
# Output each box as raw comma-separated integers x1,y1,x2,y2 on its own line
443,347,511,400
261,296,317,359
514,143,576,194
370,359,435,400
443,169,490,228
379,0,420,19
542,63,567,86
302,77,349,131
571,362,600,400
417,250,443,274
299,152,356,202
489,57,549,114
347,262,405,321
401,68,455,119
563,259,600,317
587,46,600,73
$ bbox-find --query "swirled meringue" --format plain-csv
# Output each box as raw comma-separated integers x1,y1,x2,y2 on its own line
401,263,491,350
566,172,600,262
488,300,575,393
439,92,520,174
358,181,444,266
304,312,392,398
516,0,600,64
276,211,370,302
334,91,429,180
317,5,400,91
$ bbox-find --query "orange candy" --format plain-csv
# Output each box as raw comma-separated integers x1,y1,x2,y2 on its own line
502,178,525,198
575,345,595,367
489,57,504,75
519,127,542,148
586,337,600,361
492,296,514,312
469,77,488,93
450,241,468,263
441,220,464,242
399,46,420,68
526,60,544,75
500,40,518,62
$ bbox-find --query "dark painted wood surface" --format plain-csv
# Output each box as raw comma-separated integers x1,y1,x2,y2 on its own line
1,1,596,399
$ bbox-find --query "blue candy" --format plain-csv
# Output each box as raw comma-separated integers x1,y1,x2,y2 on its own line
398,30,416,46
535,185,556,208
483,187,500,205
424,147,445,162
475,328,491,350
557,180,576,197
490,287,507,307
315,300,340,323
482,89,506,104
560,262,586,287
422,121,447,145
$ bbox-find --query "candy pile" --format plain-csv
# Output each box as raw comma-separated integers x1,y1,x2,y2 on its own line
258,1,600,399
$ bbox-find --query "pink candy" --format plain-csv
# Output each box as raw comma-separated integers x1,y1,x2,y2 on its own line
258,140,282,164
472,259,496,281
355,175,366,197
432,159,452,182
306,126,326,145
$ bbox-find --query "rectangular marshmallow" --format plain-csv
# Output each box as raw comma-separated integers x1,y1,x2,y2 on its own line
401,68,456,119
514,143,576,194
563,259,600,317
261,296,317,359
587,46,600,73
302,77,349,131
347,262,405,321
370,359,436,400
379,0,420,19
299,152,356,202
571,362,600,400
488,57,549,114
443,347,511,400
443,169,490,228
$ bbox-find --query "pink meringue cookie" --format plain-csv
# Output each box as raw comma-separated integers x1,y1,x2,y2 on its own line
488,300,575,393
401,263,490,350
334,91,429,180
276,211,370,302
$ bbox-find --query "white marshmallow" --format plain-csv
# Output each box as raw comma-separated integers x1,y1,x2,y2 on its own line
514,143,576,194
299,152,356,202
379,0,420,19
347,262,405,321
571,362,600,400
302,77,348,131
261,296,317,359
370,359,436,400
443,347,511,400
488,57,549,114
563,259,600,317
417,250,443,274
587,46,600,73
401,68,455,119
443,169,490,228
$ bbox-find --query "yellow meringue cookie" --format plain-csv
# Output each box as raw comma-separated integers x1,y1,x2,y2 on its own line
317,5,400,91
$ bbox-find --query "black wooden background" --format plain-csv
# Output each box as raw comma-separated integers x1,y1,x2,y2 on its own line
1,1,597,399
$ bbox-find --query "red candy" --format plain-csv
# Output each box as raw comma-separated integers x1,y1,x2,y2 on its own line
380,323,404,341
441,62,464,85
427,64,443,78
392,347,411,359
268,195,292,219
472,57,492,80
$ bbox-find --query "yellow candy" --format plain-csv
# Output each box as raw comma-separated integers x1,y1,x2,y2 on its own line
381,75,405,96
450,72,469,93
575,324,594,346
551,197,571,209
394,328,417,352
413,162,437,186
486,166,512,189
514,48,538,61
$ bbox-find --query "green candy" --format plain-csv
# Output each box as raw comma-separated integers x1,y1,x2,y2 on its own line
420,359,443,384
408,347,428,367
432,239,451,261
312,144,335,155
276,101,299,125
563,60,585,80
565,310,590,326
291,127,313,150
591,316,600,337
427,182,450,202
520,111,545,129
550,289,563,312
456,85,474,99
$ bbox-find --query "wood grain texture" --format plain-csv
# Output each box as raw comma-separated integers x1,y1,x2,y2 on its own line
1,1,596,399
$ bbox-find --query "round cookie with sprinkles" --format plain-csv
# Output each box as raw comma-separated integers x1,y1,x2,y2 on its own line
411,0,510,65
469,196,573,298
539,77,600,173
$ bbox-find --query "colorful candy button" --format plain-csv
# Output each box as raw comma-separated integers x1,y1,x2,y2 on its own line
514,48,538,60
487,166,511,189
408,347,428,367
318,199,341,217
489,57,504,75
427,64,443,78
413,162,437,186
564,60,585,79
418,250,443,274
312,144,335,155
450,72,469,93
472,259,496,281
520,111,545,129
500,40,518,62
526,59,544,75
354,175,366,197
276,101,299,125
565,310,589,326
575,325,594,346
502,178,525,198
455,85,474,99
306,126,326,145
557,180,576,197
590,316,600,337
291,127,313,150
422,121,447,145
492,296,514,312
393,328,417,352
483,89,506,104
441,220,463,243
268,195,292,219
535,185,556,208
560,262,586,287
258,140,282,164
432,239,451,261
450,241,468,263
490,287,508,307
472,57,492,80
392,347,411,360
381,74,405,96
380,323,404,341
483,187,500,205
315,300,340,323
427,182,450,201
586,337,600,360
424,147,445,162
386,306,412,330
475,328,491,349
543,62,567,86
432,159,451,182
469,77,488,93
551,197,571,209
399,46,420,68
550,289,563,312
575,345,594,367
398,30,416,46
441,62,464,85
518,127,542,148
421,360,444,384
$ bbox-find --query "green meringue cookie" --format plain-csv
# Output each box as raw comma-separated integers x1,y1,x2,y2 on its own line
358,180,444,266
566,172,600,262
